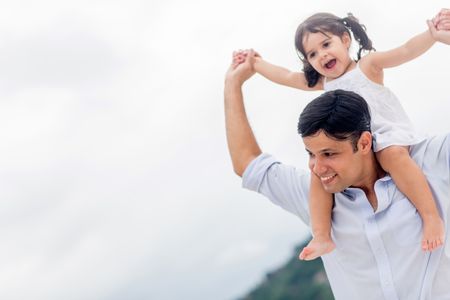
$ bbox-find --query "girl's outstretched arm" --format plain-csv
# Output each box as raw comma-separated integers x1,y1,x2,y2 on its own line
364,10,450,71
252,56,323,91
363,29,436,71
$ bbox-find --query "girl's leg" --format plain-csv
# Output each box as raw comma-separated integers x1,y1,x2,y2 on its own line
299,173,335,260
377,146,445,251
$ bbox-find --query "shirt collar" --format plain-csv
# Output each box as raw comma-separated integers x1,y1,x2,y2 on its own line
339,174,394,210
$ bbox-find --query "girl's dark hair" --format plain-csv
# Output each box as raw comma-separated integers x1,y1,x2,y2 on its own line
294,12,375,87
298,89,371,152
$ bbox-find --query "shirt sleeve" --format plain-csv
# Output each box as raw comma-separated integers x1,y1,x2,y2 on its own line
411,134,450,259
242,153,311,225
412,134,450,184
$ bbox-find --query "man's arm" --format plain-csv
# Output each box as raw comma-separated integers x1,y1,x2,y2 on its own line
224,50,262,176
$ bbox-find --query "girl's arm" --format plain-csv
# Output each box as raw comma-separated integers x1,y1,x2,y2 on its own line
253,56,323,91
364,29,436,71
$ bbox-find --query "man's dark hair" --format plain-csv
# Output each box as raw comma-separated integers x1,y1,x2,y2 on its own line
298,89,371,152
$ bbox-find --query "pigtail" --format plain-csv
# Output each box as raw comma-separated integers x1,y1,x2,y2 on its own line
341,13,375,60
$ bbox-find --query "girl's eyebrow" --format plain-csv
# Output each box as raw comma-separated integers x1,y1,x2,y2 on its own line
305,37,331,56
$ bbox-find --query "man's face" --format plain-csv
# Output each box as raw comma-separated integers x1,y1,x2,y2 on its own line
303,130,366,193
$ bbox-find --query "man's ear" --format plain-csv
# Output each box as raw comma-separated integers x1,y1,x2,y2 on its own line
358,131,373,153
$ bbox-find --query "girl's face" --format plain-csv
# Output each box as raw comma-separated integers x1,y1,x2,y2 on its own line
302,31,353,79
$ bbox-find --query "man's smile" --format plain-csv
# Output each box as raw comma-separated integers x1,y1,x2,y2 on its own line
320,173,337,184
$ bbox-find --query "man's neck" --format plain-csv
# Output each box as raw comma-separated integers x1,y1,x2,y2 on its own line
353,155,386,211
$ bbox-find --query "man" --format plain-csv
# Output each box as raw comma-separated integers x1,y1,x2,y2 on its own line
224,45,450,298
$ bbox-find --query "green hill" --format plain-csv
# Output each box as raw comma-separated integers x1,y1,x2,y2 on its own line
238,240,333,300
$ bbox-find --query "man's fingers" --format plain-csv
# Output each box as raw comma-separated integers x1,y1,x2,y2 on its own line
232,49,249,67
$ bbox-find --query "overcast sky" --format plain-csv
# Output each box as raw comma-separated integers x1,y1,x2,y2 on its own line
0,0,449,299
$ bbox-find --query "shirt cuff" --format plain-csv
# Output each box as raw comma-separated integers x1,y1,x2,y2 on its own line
242,153,279,192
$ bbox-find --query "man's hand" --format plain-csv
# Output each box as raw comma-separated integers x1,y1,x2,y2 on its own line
232,50,247,66
225,49,257,87
224,49,261,176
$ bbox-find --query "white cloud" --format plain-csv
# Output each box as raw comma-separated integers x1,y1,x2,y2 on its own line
0,0,449,299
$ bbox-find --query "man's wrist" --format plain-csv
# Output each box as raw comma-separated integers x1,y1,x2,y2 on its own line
224,77,244,90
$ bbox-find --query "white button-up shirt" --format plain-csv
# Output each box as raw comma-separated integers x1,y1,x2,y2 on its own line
242,134,450,300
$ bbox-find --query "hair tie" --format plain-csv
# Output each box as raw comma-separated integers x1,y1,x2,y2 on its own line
341,18,349,27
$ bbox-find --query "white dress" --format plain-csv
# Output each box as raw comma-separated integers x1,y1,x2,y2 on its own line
324,63,424,152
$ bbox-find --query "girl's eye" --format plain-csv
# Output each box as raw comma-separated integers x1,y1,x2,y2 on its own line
308,52,316,59
323,42,330,48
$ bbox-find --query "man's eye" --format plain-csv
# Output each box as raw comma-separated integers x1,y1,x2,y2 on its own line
324,152,335,157
323,42,330,48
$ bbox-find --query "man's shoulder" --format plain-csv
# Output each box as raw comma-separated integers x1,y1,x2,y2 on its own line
411,134,450,178
241,153,312,224
242,153,310,191
410,134,450,158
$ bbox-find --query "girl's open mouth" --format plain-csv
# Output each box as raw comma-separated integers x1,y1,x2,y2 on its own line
325,59,336,69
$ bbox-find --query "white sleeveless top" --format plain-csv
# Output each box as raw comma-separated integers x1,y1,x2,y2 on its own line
324,64,424,151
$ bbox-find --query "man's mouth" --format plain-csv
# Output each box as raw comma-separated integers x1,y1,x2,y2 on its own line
320,174,337,184
324,59,336,69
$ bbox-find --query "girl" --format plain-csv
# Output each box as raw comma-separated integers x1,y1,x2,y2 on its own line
234,10,450,261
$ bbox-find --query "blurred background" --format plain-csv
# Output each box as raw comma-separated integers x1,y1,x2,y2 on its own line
0,0,449,299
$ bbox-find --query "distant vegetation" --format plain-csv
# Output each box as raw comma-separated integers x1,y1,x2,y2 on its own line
238,241,333,300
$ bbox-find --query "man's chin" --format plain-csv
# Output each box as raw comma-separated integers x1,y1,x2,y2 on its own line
322,184,345,194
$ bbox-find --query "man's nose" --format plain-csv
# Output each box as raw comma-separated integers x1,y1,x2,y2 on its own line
312,158,327,175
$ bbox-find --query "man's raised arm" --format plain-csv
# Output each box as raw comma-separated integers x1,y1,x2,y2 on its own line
224,50,262,177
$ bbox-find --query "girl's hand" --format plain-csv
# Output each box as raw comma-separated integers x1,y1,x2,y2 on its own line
428,20,450,45
226,51,255,85
433,8,450,30
232,50,247,66
232,49,261,66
